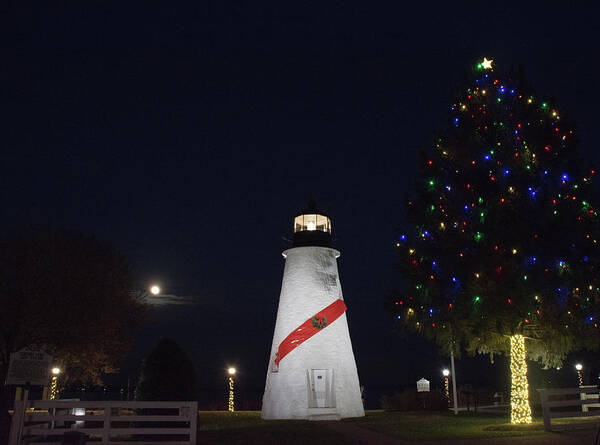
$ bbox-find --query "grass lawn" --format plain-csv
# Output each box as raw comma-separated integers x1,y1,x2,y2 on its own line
197,411,348,444
348,410,598,441
196,410,600,444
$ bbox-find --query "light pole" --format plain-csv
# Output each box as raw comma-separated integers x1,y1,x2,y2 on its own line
442,369,450,406
575,363,583,387
450,347,458,415
228,368,236,412
50,368,61,399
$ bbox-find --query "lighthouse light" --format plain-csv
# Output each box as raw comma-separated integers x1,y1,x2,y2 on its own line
293,214,331,234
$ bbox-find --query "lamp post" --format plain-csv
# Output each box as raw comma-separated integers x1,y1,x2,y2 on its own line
450,347,459,415
442,369,450,406
50,367,61,400
228,368,236,412
575,363,583,387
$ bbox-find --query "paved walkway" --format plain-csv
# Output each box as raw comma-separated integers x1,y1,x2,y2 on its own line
322,420,405,444
320,420,599,445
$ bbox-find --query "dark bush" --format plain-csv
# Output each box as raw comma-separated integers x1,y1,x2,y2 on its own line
381,389,448,411
135,338,197,401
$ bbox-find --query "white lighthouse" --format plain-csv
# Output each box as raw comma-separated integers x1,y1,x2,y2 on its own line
262,204,364,420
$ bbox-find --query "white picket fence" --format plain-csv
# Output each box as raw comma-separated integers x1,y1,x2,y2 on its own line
537,386,600,431
9,400,197,444
579,385,600,412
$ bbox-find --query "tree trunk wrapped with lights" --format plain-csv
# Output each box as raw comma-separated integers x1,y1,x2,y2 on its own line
390,58,600,424
509,335,531,424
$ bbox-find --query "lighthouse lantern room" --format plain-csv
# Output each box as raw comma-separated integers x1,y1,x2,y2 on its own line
292,204,332,248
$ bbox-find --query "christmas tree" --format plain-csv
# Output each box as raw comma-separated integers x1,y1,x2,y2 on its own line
393,58,600,424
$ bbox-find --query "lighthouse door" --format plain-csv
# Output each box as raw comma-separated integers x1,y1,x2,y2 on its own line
312,369,328,408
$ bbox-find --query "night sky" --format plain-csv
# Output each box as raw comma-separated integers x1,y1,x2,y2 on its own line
5,3,600,407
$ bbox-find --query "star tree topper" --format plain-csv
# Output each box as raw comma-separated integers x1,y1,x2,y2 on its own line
481,57,493,69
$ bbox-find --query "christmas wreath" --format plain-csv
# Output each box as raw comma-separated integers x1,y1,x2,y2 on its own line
312,315,327,329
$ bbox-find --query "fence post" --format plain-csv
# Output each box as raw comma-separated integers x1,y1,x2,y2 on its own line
50,406,56,430
102,403,111,444
581,389,588,413
539,390,551,431
8,400,23,445
189,402,197,445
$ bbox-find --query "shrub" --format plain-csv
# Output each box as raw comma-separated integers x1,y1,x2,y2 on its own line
135,338,197,401
381,389,448,412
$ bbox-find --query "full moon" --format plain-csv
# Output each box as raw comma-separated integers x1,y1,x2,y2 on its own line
150,285,161,295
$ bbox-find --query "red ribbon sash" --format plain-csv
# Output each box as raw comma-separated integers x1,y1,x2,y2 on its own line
275,298,347,366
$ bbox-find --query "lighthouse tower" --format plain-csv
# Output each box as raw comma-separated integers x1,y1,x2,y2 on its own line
262,204,364,420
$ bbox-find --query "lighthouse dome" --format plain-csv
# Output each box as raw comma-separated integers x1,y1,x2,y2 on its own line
292,201,332,248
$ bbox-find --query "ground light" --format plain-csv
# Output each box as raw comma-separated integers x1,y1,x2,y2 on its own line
228,368,236,412
50,367,61,399
442,369,450,406
150,285,160,295
575,363,583,386
510,334,532,424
